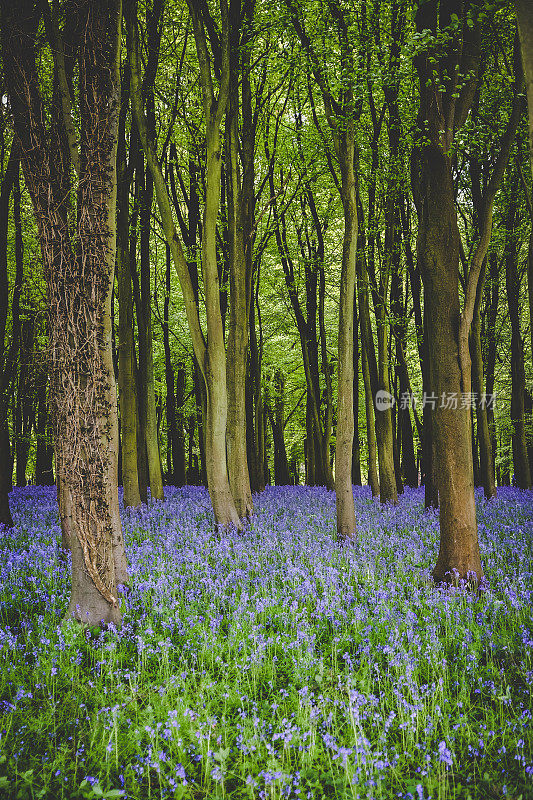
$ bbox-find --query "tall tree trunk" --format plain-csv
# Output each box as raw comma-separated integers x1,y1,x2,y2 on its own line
390,243,417,488
13,173,34,488
414,146,482,580
0,142,18,526
362,338,379,497
174,364,186,485
504,172,532,489
516,0,533,184
334,130,358,539
35,358,54,485
15,320,35,487
3,0,128,624
412,1,483,583
116,86,140,507
485,251,499,470
163,243,178,485
270,370,290,485
226,54,253,517
247,293,265,492
138,157,164,500
352,296,362,485
0,423,13,528
470,264,497,498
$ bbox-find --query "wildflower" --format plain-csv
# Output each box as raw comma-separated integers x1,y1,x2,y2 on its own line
437,740,453,767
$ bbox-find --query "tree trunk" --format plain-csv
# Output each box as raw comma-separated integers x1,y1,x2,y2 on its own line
485,251,499,470
470,269,497,499
174,364,186,485
411,0,484,583
0,142,18,524
421,312,439,508
516,0,533,183
334,134,358,539
35,359,54,485
246,292,264,492
163,243,178,485
226,73,253,518
504,173,532,489
138,158,164,501
361,336,379,497
352,297,362,485
13,171,34,487
0,422,13,528
3,0,128,624
413,143,482,582
270,370,290,485
116,89,140,507
15,319,35,487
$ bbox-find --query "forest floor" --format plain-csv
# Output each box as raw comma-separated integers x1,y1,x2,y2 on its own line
0,485,532,800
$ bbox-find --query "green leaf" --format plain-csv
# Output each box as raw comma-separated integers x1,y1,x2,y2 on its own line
213,747,230,762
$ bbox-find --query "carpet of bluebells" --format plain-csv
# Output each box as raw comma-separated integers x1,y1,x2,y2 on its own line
0,485,532,800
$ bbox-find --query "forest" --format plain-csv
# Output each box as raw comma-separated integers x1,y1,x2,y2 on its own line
0,0,532,798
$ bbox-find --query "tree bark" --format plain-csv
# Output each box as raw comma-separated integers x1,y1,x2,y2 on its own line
116,83,141,507
174,364,186,485
225,24,253,517
504,171,532,489
138,156,164,501
334,132,358,539
35,358,54,485
352,296,362,485
270,370,290,485
470,264,497,498
412,0,483,583
163,242,178,485
516,0,533,183
362,337,379,497
3,0,127,624
0,142,18,526
0,423,13,528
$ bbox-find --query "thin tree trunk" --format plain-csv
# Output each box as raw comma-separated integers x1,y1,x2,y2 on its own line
485,251,499,469
116,85,140,507
0,423,13,528
516,0,533,183
504,171,532,489
0,142,18,526
35,358,54,485
163,243,178,485
270,370,290,485
138,157,164,500
174,364,186,485
335,134,358,540
226,65,253,517
352,295,362,485
470,264,497,498
361,338,379,497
